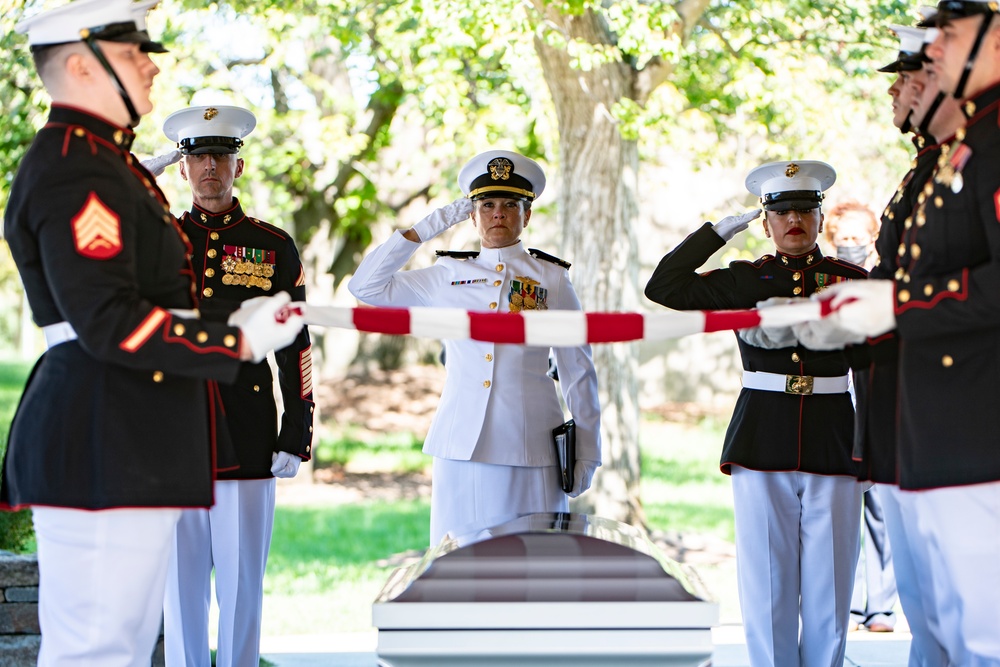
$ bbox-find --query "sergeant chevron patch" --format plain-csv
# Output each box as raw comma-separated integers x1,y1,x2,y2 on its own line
72,192,122,260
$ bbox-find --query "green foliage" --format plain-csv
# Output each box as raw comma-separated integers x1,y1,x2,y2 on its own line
0,359,34,553
313,430,426,473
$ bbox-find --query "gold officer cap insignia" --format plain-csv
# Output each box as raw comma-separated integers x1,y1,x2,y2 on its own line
785,163,799,178
488,157,513,181
204,107,219,121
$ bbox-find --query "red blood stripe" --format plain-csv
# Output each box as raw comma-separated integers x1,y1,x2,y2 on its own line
702,309,761,333
353,307,411,335
586,312,645,343
469,312,525,343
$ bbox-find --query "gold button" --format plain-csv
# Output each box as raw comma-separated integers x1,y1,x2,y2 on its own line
113,130,123,145
496,264,504,272
203,287,214,298
152,371,164,383
911,244,921,260
206,268,215,277
210,232,220,240
948,279,960,292
895,268,905,280
306,445,311,453
791,352,800,362
942,355,954,368
73,128,86,137
924,182,934,196
965,101,976,116
173,323,185,336
224,334,237,348
792,272,801,281
903,274,911,283
916,210,926,227
197,332,208,343
898,289,910,303
898,244,906,257
310,406,314,413
493,280,502,287
309,426,313,433
253,385,260,392
207,249,217,258
489,302,498,309
917,192,926,205
485,353,493,361
904,218,913,230
934,196,944,208
793,287,802,296
483,380,491,388
924,284,933,297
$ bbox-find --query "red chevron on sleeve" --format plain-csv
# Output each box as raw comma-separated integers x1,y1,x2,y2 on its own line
72,192,122,260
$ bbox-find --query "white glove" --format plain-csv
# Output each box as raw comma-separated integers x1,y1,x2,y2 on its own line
792,318,867,350
234,291,305,362
410,197,474,242
141,149,181,177
271,451,301,478
569,460,599,498
820,280,896,337
737,296,800,349
227,296,272,328
712,208,762,242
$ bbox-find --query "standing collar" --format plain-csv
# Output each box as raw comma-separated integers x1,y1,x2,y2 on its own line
961,79,1000,121
773,246,824,270
477,240,527,263
187,198,247,229
46,103,135,152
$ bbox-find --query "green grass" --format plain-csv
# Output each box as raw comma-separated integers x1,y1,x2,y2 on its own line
0,359,34,553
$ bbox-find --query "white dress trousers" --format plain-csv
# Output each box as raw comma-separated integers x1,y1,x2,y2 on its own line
32,506,181,667
907,481,1000,667
163,478,276,667
879,484,951,667
730,466,863,667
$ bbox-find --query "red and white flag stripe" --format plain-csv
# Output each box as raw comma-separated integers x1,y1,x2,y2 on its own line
300,299,826,346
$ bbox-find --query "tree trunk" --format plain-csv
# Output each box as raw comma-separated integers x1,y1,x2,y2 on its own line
532,6,643,526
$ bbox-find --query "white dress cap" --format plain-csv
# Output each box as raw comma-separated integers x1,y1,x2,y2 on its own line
16,0,162,49
162,105,257,154
458,150,546,201
745,160,837,212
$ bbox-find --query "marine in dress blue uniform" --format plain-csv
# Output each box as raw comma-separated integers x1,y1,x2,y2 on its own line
157,105,314,667
644,161,866,667
0,3,304,665
817,3,1000,660
348,150,601,545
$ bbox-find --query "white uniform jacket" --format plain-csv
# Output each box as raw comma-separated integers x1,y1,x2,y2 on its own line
349,232,601,467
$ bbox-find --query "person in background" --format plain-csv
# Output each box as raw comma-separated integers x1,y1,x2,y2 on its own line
645,160,866,667
0,2,303,665
156,105,315,667
348,150,601,545
822,200,898,635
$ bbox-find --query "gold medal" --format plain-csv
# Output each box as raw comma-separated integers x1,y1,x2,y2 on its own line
263,278,272,291
222,274,233,285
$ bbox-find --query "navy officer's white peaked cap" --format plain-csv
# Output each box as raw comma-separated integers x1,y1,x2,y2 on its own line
163,105,256,155
458,150,546,202
745,160,837,212
15,0,165,52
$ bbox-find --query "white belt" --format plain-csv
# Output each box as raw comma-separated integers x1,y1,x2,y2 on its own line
43,322,77,349
42,309,199,351
742,370,849,395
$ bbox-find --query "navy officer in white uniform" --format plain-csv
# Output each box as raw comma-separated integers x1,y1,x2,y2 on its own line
349,150,601,544
644,161,866,667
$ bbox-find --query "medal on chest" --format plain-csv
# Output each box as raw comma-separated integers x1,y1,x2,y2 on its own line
221,245,276,291
508,276,548,312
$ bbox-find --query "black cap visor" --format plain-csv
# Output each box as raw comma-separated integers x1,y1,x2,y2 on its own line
85,22,167,53
762,190,823,212
877,52,927,73
179,136,243,155
935,0,998,23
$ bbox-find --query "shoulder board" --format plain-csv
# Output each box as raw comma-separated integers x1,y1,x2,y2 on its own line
435,250,480,259
826,256,869,276
528,248,571,269
732,254,773,267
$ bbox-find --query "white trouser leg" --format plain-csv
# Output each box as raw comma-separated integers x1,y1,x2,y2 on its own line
164,507,213,667
211,478,276,667
33,506,180,667
731,467,861,667
911,482,1000,667
798,473,863,667
881,485,951,667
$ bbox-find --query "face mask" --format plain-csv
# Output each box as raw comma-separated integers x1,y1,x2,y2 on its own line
836,244,869,266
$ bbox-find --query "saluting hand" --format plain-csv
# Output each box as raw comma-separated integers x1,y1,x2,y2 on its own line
712,208,762,242
410,197,474,242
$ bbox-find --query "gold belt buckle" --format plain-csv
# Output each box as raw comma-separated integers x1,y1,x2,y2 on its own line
785,374,814,395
